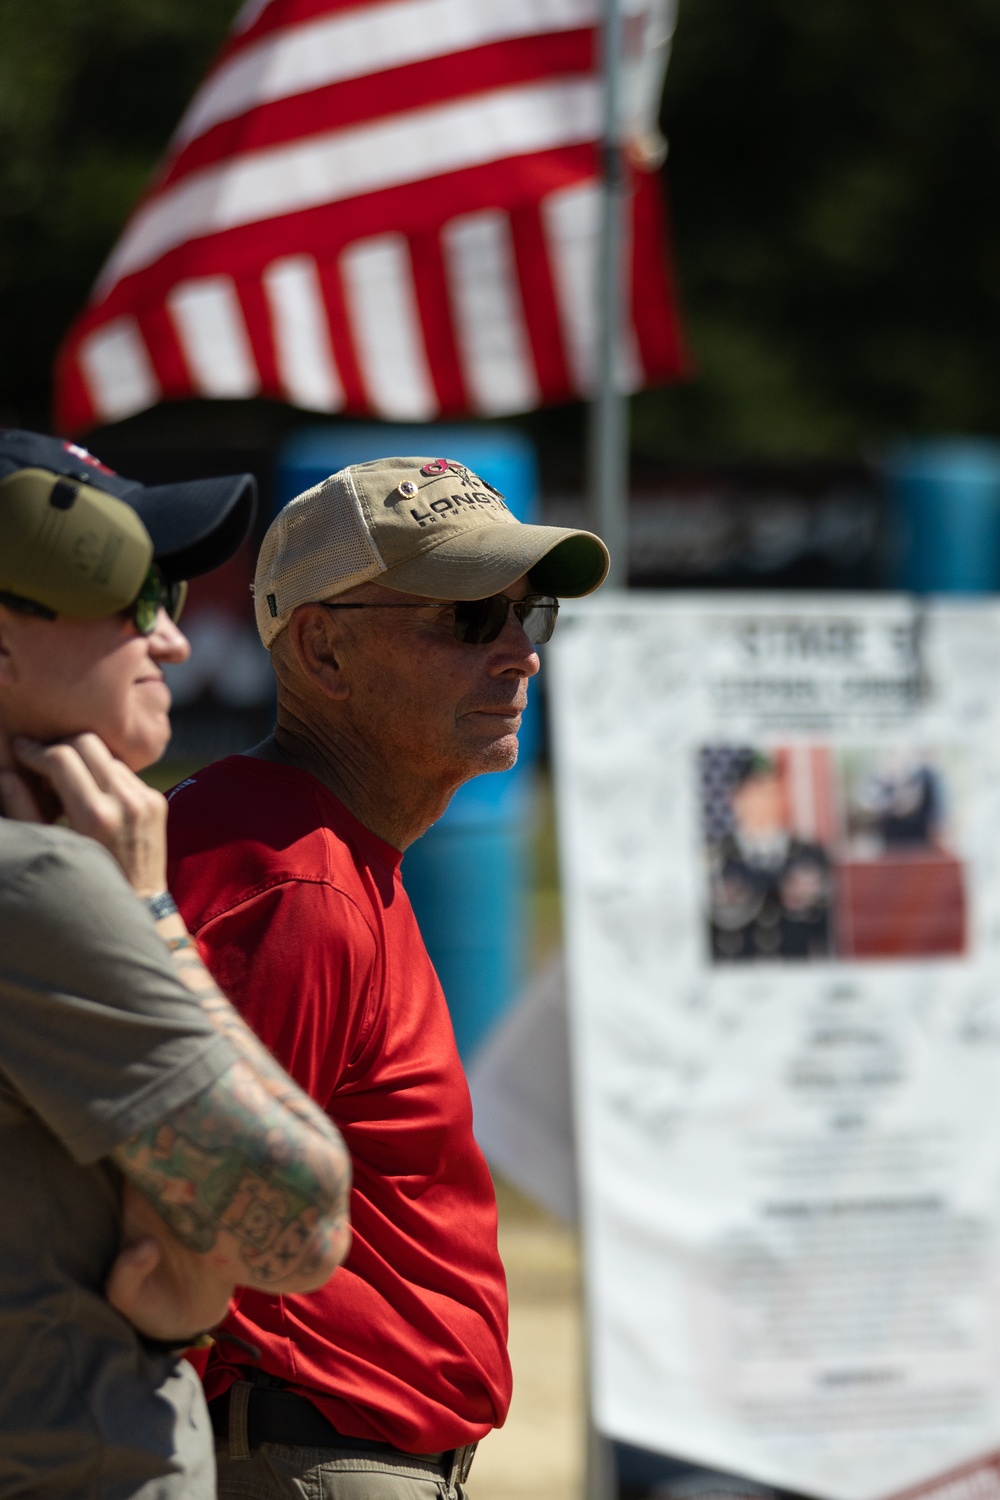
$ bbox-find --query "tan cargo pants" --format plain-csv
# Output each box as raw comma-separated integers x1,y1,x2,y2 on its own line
215,1438,476,1500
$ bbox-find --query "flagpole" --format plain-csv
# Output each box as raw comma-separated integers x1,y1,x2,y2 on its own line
588,0,629,588
583,6,628,1497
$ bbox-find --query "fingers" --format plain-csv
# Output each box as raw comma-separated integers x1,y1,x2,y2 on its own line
13,737,118,836
0,729,43,820
0,724,15,774
105,1236,162,1322
12,734,168,894
105,1231,234,1341
14,732,119,793
57,732,121,794
14,734,164,827
0,768,46,823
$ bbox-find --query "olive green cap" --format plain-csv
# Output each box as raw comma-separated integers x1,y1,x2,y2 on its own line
0,428,258,621
0,468,153,619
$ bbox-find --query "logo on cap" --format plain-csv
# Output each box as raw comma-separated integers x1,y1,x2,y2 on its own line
416,459,506,502
62,441,114,476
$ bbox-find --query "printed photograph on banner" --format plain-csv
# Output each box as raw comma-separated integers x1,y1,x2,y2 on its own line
699,743,968,964
837,745,967,959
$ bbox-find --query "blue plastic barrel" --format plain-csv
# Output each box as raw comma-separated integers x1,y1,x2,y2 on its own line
886,439,1000,591
275,425,540,1060
403,774,533,1060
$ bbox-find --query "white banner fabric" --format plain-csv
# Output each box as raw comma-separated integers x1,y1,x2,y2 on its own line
550,594,1000,1500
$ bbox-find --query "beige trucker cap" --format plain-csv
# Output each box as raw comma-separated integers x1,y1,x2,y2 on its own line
254,456,610,648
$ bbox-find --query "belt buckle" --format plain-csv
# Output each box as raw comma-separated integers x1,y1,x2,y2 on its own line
450,1443,477,1486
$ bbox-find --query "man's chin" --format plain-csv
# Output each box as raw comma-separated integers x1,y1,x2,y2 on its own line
112,718,172,775
450,719,521,782
472,737,520,776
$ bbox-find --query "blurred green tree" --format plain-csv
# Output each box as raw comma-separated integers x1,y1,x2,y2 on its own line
0,0,234,430
3,0,1000,461
639,0,1000,458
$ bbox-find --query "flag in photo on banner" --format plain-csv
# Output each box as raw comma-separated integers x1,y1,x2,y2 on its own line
54,0,687,432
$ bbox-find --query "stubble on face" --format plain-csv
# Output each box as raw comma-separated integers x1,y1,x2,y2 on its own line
335,588,538,791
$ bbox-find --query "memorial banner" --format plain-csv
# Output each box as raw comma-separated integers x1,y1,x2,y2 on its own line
550,594,1000,1500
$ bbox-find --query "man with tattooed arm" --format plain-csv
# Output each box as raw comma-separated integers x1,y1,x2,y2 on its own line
0,432,351,1499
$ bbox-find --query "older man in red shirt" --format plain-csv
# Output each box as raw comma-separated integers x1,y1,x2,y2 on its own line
168,455,608,1500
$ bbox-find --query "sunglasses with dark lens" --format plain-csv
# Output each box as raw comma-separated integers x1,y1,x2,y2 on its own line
318,593,559,645
128,566,188,636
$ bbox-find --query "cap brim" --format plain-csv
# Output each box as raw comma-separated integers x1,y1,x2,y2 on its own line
375,522,609,600
128,474,258,582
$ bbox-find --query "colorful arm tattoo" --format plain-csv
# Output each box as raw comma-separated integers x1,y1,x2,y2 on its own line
115,1058,349,1284
113,923,350,1286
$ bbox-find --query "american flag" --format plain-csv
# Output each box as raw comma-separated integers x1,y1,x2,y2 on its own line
54,0,686,433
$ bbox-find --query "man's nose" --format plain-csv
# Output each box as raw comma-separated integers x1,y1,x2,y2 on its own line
491,612,541,678
149,608,192,664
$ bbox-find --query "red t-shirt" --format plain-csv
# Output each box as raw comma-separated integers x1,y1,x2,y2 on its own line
166,756,511,1452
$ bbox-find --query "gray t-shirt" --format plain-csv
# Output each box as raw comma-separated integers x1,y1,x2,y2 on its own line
0,820,238,1499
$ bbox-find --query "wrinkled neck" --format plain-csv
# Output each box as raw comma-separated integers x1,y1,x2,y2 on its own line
244,701,459,851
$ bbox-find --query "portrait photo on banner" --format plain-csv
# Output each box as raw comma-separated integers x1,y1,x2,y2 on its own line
698,742,968,964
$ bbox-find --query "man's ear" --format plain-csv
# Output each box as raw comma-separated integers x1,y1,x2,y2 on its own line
284,604,350,702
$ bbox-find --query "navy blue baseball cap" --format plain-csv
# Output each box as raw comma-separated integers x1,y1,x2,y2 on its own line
0,429,257,585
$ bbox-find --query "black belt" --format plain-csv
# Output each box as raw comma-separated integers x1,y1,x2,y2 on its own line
208,1383,475,1480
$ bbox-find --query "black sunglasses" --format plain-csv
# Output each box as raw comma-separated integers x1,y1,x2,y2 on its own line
318,592,559,645
0,564,187,634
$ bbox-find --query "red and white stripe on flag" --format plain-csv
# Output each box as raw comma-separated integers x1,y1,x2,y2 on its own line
54,0,686,433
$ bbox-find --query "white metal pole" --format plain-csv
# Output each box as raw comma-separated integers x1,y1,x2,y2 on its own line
586,24,627,1493
587,0,630,588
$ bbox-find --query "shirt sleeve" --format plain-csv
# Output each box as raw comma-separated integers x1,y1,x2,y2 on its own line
192,879,379,1107
0,829,237,1164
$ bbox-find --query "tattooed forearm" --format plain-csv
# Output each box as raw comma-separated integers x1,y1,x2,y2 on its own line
110,909,352,1292
114,1058,350,1286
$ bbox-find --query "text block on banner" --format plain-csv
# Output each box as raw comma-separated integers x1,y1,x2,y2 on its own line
549,593,1000,1500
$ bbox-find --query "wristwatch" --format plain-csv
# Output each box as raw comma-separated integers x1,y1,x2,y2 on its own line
145,891,179,921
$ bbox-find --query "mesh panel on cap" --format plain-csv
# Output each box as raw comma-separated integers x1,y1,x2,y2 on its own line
254,472,385,646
